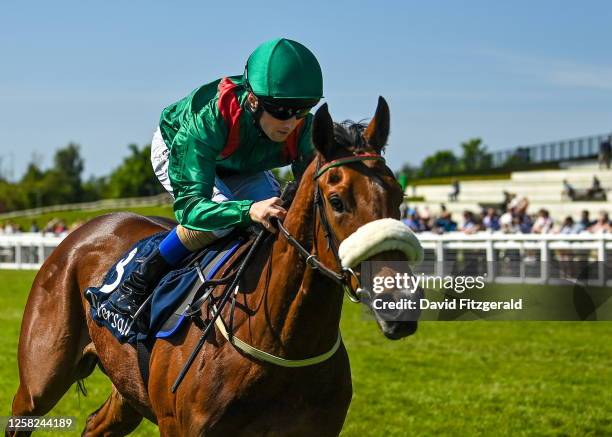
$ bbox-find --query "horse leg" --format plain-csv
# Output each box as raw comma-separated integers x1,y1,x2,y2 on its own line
81,385,143,437
9,340,97,437
8,259,97,437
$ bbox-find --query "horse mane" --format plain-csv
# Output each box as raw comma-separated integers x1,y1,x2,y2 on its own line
333,120,370,152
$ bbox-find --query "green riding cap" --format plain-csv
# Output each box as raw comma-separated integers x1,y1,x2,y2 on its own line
245,38,323,101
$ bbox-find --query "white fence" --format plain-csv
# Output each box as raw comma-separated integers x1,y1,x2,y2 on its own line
0,233,65,269
1,232,611,285
418,232,612,286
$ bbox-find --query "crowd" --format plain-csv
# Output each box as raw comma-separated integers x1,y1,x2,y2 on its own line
0,218,81,236
401,198,611,235
2,202,611,239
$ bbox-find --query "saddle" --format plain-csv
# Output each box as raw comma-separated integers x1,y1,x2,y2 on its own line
84,229,255,345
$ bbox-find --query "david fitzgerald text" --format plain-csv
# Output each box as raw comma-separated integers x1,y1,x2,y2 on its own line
373,298,523,312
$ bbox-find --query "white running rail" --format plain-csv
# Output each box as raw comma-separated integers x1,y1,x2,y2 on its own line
1,232,611,285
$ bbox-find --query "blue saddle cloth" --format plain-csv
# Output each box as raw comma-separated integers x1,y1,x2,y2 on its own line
84,231,243,344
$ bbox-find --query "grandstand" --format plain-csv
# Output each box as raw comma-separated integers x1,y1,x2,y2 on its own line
409,160,612,220
408,131,612,222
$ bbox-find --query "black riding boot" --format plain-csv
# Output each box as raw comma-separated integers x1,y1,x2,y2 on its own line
107,248,171,318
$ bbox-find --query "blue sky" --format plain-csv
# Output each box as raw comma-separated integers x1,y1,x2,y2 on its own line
1,1,611,180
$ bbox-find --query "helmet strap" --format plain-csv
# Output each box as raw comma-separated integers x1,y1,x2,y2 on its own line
243,96,270,140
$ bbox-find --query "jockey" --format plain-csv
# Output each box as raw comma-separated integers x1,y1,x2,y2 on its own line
108,38,323,317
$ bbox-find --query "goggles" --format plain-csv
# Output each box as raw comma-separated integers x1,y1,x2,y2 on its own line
259,99,314,120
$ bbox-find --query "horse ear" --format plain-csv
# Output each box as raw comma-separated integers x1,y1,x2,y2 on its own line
364,96,390,152
312,103,335,161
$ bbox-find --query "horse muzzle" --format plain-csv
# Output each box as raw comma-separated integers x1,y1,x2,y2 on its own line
338,218,424,340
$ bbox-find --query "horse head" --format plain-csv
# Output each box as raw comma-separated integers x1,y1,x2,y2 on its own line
310,97,423,340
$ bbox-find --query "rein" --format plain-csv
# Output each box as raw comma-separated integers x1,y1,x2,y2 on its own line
172,152,385,389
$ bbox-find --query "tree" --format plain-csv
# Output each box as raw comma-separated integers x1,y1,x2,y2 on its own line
19,163,45,208
14,145,86,208
460,138,491,172
419,150,459,177
0,180,28,212
82,175,109,201
105,144,165,198
40,143,86,204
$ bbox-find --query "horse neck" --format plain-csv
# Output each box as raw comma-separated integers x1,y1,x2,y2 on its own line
245,163,344,358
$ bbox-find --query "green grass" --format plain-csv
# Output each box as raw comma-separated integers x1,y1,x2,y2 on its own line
1,270,610,436
5,205,174,230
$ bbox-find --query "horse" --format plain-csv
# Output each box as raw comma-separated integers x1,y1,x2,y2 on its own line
8,97,422,437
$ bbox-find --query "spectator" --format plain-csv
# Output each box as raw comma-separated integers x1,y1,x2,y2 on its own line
29,221,39,233
449,179,460,202
563,179,575,200
418,215,431,232
420,206,432,222
599,135,611,170
532,209,553,234
555,216,580,270
587,176,604,199
558,216,580,234
402,209,426,233
588,211,611,234
576,210,594,232
434,211,457,233
482,208,500,231
461,210,481,234
3,222,16,234
53,220,67,235
592,176,601,191
513,212,532,234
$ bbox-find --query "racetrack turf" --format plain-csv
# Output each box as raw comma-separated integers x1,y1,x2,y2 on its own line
1,270,610,436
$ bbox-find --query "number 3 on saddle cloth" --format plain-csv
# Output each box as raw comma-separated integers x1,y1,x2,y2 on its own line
84,231,245,344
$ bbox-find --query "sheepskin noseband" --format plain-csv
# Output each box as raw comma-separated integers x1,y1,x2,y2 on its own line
338,218,423,268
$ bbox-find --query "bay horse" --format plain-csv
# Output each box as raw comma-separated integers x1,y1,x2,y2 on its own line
9,98,422,436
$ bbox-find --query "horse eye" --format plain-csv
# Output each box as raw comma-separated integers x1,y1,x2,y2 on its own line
329,196,344,213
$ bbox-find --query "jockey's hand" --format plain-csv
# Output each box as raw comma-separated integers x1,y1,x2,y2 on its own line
249,197,287,233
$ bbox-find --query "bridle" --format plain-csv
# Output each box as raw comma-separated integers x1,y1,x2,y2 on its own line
172,151,388,390
276,152,386,303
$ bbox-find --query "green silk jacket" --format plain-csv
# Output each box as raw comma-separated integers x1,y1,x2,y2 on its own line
158,75,315,232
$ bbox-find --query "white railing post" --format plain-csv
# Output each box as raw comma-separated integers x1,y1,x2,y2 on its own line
15,241,22,269
540,240,549,285
38,242,44,265
598,237,606,286
435,239,444,277
519,242,526,283
486,239,495,282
